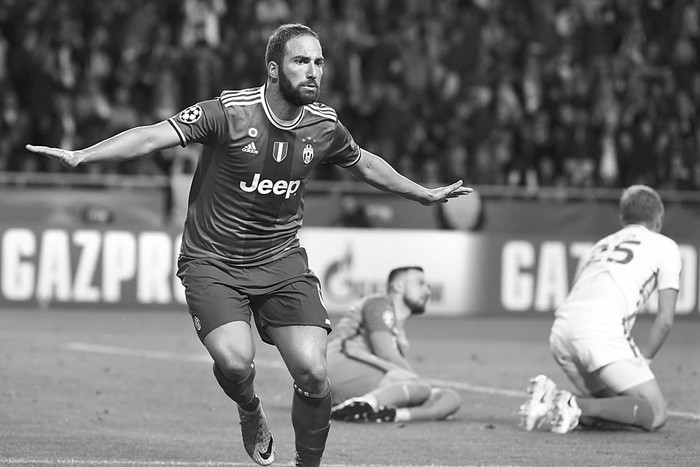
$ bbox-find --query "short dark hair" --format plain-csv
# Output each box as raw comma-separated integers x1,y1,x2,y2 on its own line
620,185,664,227
265,23,319,66
387,266,424,287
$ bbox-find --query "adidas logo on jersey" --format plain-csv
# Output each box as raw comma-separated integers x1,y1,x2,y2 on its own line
242,142,258,154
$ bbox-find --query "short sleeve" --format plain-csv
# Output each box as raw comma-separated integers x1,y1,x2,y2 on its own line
657,236,682,291
167,98,229,147
361,296,395,333
323,119,361,168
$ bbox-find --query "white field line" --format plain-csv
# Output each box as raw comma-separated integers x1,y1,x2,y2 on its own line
666,409,700,421
0,461,247,466
0,460,494,467
63,342,285,368
427,377,526,398
64,342,700,422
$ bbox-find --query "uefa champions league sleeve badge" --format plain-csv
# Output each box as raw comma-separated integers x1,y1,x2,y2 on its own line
178,105,203,124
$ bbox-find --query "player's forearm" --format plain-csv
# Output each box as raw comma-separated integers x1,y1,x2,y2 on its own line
643,315,673,360
350,150,429,203
643,289,678,360
75,124,176,165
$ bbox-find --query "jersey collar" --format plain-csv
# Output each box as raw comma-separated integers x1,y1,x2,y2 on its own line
261,84,305,130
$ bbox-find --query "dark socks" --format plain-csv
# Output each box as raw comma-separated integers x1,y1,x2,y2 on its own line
213,362,259,411
292,380,332,467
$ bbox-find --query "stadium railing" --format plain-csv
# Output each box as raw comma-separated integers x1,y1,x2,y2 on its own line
3,170,700,203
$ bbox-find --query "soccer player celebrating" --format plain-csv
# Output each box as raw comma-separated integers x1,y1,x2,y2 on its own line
519,185,681,434
327,266,461,423
26,24,472,467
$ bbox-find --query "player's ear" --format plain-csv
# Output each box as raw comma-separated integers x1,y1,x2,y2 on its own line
268,61,279,80
654,215,663,232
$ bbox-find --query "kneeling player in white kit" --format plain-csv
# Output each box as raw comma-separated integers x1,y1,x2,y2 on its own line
519,185,681,434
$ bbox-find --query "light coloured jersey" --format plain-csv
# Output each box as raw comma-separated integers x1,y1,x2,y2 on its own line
554,224,681,337
327,294,409,359
168,85,361,266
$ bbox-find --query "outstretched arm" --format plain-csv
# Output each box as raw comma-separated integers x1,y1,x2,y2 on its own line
346,148,473,205
26,121,181,168
642,288,678,362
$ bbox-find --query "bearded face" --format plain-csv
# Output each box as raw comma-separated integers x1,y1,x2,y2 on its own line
274,34,323,106
279,65,319,106
404,288,430,315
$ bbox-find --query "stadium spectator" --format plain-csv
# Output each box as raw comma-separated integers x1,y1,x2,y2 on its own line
519,185,681,433
327,266,462,423
25,23,472,467
180,0,227,50
0,85,30,171
2,0,700,190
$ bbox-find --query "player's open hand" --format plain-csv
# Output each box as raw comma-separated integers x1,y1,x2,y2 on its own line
421,180,473,205
25,144,82,168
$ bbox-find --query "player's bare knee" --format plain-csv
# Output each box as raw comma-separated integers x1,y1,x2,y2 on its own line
428,387,461,419
412,379,433,394
433,387,461,406
441,387,462,405
291,362,328,393
213,352,255,379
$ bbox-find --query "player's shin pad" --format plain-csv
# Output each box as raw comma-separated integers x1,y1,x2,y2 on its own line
213,362,257,408
292,380,332,462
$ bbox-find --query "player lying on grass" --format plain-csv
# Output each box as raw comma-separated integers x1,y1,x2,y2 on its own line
327,266,461,423
519,185,681,434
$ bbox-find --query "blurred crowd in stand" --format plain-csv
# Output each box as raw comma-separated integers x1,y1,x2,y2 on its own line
1,0,699,191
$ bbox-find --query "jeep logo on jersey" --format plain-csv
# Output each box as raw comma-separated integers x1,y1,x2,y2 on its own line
178,105,202,123
240,173,301,199
302,144,314,164
272,142,288,162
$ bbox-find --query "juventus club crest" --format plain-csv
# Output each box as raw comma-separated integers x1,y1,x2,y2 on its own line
178,105,202,124
272,142,288,162
301,135,316,164
302,144,314,164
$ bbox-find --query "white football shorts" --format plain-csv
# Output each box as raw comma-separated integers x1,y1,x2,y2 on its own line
550,328,655,394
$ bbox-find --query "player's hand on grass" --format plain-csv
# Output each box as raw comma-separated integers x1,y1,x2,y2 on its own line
26,144,82,168
420,180,474,205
